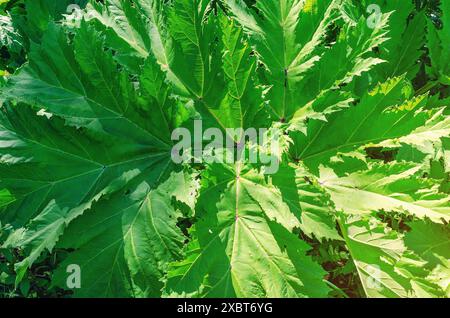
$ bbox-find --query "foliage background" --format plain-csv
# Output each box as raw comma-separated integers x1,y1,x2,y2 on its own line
0,0,449,298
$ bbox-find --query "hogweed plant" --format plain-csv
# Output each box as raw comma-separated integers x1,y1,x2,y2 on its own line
0,0,449,298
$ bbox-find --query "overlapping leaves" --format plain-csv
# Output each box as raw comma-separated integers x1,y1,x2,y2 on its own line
0,0,449,298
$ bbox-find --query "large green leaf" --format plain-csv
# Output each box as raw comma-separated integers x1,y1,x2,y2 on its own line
2,23,173,148
427,0,450,85
0,20,187,289
164,161,330,298
292,77,450,171
355,0,426,80
0,103,172,285
0,0,448,299
320,162,450,223
50,171,197,297
272,164,342,241
226,0,389,123
339,214,446,298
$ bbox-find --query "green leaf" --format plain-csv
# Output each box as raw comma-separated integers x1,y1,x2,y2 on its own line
226,0,388,121
0,0,448,299
167,0,220,98
367,0,426,80
292,77,449,171
3,23,172,148
14,0,88,44
0,21,183,289
272,164,342,241
339,214,445,298
52,170,196,297
185,14,266,133
405,220,450,268
164,161,330,297
427,0,450,85
214,16,264,130
320,162,450,223
0,104,172,285
0,14,23,54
